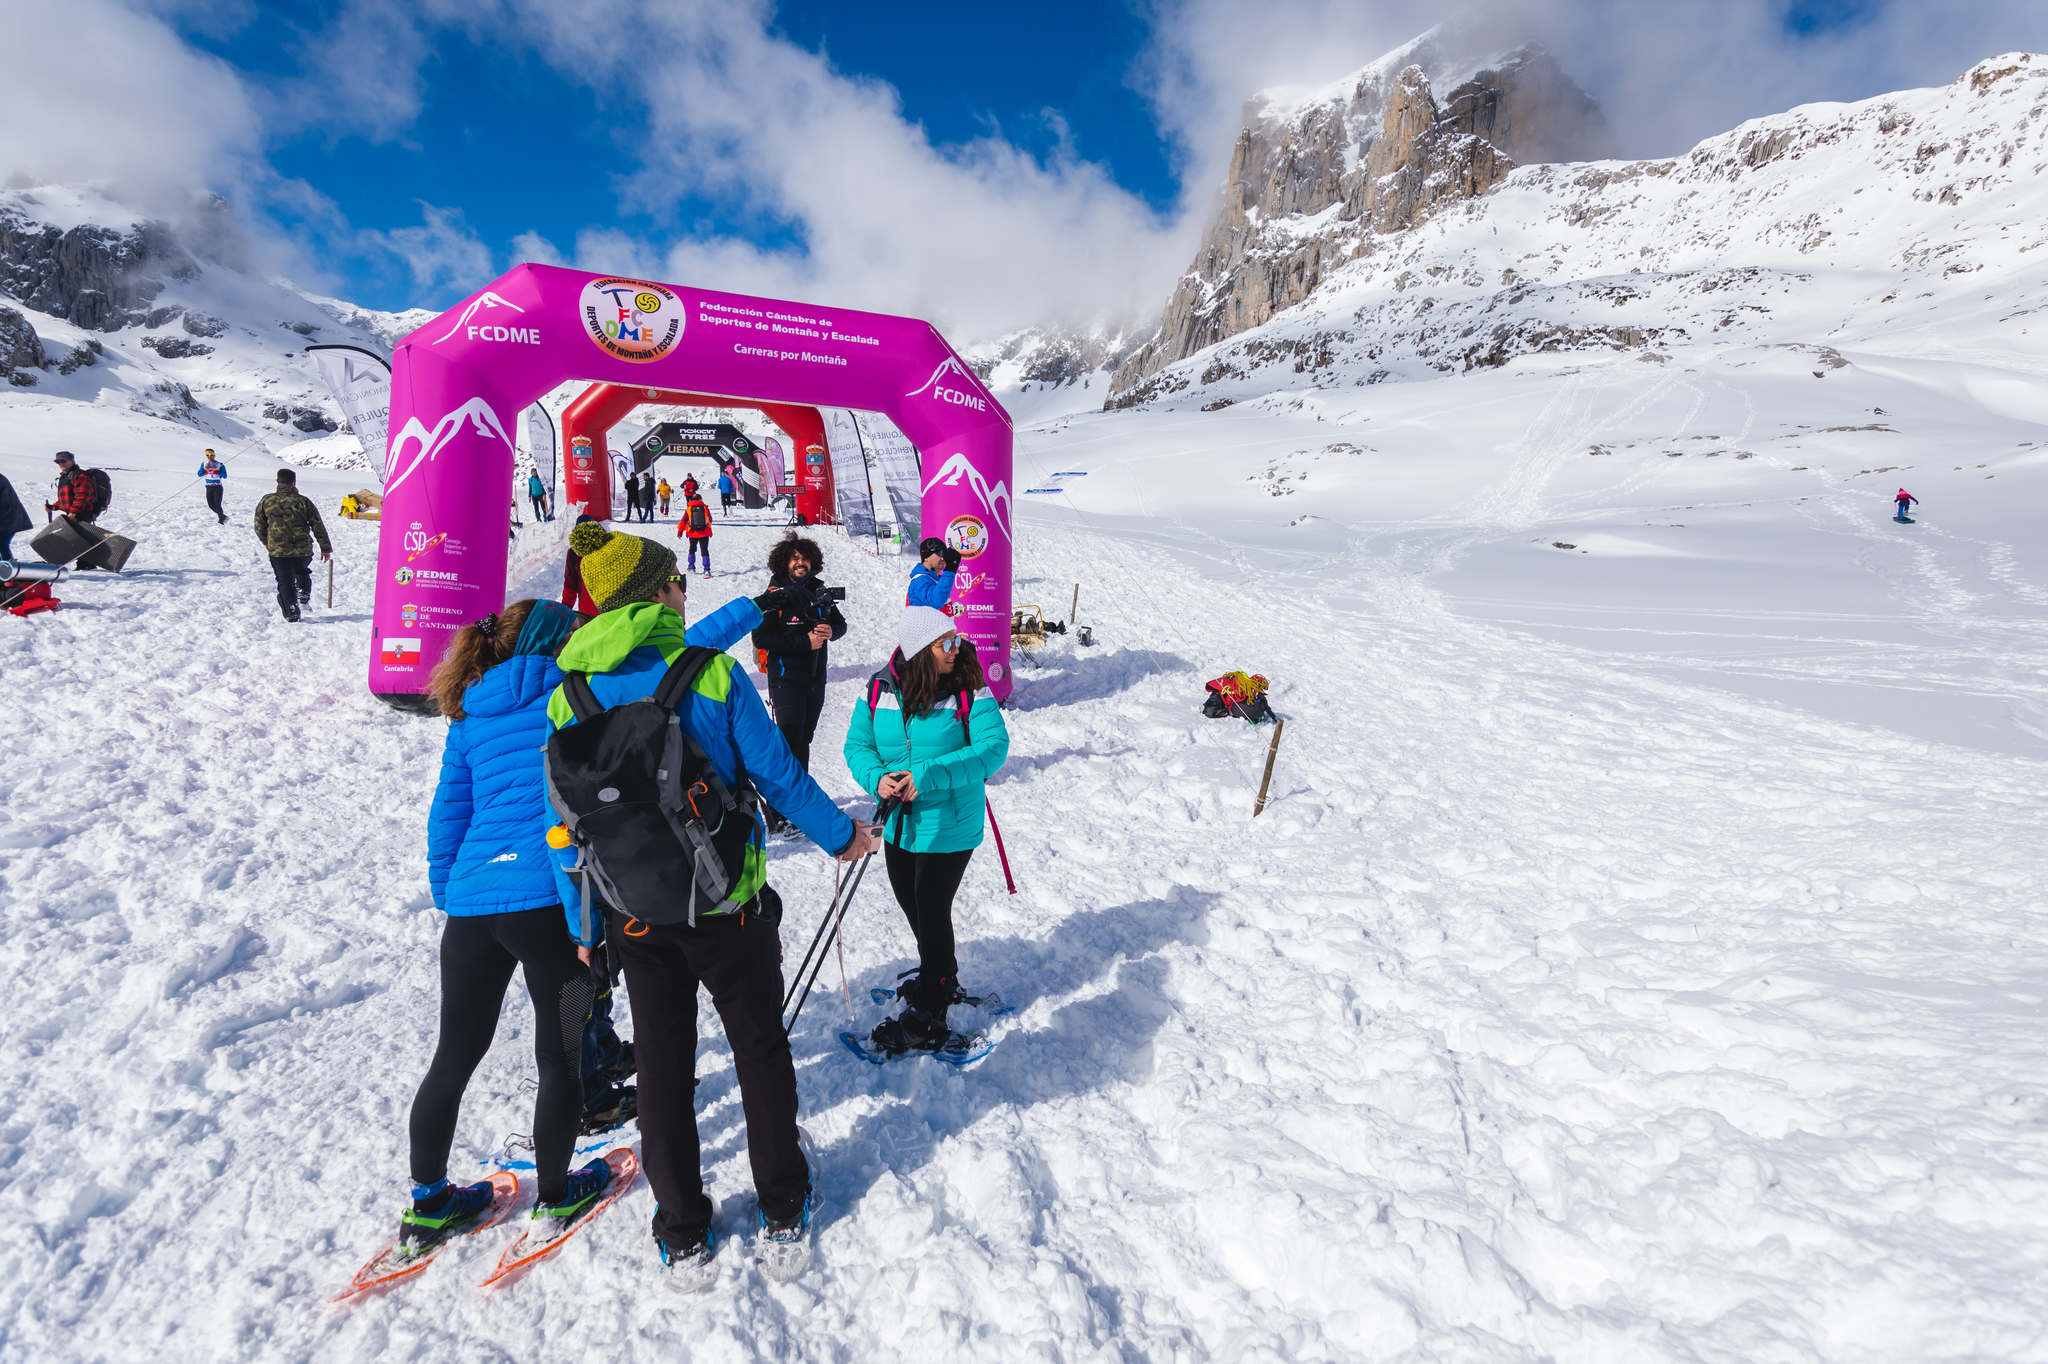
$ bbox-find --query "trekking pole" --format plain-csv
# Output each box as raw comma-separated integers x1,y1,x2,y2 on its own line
327,557,334,607
985,799,1018,894
782,799,895,1035
1253,714,1287,817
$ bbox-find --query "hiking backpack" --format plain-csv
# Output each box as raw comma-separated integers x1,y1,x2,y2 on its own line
687,502,710,534
544,646,758,934
85,469,112,518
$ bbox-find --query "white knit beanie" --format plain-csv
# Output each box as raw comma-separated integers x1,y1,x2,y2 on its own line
896,605,955,661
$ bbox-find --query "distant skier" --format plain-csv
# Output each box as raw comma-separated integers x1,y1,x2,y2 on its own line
718,470,736,512
906,536,960,610
1894,488,1918,522
656,477,673,517
0,473,29,561
843,606,1010,1055
250,469,331,622
196,449,229,525
528,471,549,523
677,491,714,575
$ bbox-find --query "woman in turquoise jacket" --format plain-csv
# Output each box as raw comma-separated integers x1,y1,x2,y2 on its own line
844,605,1010,1054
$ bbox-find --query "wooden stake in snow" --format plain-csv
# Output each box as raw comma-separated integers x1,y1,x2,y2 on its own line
1253,715,1286,818
1070,582,1080,626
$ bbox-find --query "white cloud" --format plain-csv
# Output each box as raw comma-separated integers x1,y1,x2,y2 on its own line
362,203,494,293
452,0,1196,338
0,0,267,208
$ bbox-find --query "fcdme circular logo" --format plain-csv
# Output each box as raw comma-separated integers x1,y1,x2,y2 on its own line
581,277,684,364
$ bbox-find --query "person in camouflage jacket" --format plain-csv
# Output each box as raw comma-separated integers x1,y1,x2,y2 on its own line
252,468,332,622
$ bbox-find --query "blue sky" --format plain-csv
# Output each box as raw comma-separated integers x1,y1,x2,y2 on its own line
6,1,2043,331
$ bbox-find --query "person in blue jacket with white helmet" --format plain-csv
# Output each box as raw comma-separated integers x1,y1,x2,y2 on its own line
399,584,767,1260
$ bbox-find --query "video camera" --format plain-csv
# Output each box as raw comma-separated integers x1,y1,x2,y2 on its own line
776,578,846,621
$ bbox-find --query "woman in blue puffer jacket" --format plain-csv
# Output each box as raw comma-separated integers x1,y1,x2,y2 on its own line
844,605,1010,1056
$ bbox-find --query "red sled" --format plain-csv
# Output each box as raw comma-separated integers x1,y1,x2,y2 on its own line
4,583,59,616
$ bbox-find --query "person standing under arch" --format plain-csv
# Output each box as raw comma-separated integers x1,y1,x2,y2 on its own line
751,534,846,832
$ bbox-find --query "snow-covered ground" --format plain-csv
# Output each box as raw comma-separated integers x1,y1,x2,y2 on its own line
4,314,2046,1360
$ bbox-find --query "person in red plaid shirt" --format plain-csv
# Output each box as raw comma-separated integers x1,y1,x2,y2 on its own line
45,451,99,524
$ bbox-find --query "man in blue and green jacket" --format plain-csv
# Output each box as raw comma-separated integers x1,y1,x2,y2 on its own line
542,522,873,1275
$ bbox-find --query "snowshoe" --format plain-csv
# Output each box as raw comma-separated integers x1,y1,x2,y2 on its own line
866,1004,949,1057
756,1191,813,1284
530,1157,615,1242
396,1178,499,1260
657,1225,718,1294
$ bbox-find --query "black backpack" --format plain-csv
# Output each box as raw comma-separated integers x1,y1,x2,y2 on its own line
85,469,112,518
544,646,758,934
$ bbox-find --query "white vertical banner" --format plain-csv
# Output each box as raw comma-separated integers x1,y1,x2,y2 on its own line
856,411,923,549
822,409,879,541
526,403,557,499
305,344,393,483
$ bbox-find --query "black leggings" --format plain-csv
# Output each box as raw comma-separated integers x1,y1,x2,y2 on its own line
883,843,973,1007
409,907,593,1203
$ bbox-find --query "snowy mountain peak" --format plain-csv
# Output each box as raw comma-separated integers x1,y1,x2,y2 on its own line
1110,28,1613,399
1109,49,2048,412
0,184,427,469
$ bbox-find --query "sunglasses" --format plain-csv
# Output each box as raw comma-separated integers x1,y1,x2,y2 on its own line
937,634,961,653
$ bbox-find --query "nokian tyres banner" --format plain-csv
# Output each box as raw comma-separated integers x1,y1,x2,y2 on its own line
306,345,394,483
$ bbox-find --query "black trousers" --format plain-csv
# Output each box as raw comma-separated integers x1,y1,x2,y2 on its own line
409,908,593,1203
883,842,973,1008
607,898,807,1244
268,554,311,617
530,494,547,521
205,485,225,522
767,680,827,772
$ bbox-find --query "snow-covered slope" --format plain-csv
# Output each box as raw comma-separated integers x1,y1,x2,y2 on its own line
7,226,2048,1357
1113,54,2048,410
0,184,427,474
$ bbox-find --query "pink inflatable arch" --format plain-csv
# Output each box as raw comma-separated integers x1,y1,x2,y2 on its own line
371,265,1012,708
560,382,838,525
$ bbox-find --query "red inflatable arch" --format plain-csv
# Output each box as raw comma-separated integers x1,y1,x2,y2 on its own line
560,382,839,524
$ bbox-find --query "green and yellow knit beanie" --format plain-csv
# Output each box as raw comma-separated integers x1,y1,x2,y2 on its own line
569,521,678,613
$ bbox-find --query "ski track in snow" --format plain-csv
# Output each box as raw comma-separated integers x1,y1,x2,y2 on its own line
3,366,2048,1363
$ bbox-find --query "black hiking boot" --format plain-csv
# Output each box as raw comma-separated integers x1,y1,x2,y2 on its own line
868,1004,948,1056
580,1083,638,1135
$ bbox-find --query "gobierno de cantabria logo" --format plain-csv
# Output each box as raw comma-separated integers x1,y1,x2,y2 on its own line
581,277,685,364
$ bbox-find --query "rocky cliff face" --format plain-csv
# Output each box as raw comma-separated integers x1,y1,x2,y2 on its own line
1109,35,1613,400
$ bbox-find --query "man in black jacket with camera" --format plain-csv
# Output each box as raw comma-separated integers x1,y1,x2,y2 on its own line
751,533,847,831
